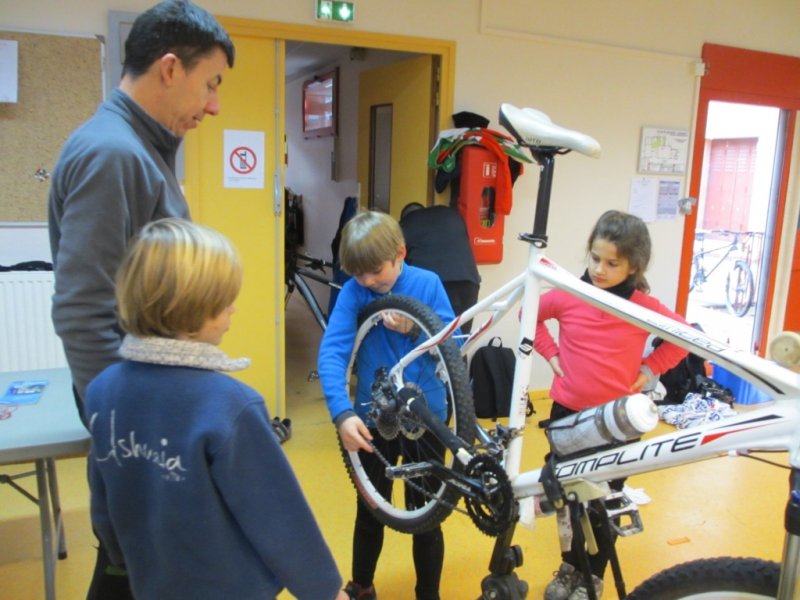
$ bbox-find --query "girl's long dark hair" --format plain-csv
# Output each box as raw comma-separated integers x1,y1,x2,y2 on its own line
587,210,651,293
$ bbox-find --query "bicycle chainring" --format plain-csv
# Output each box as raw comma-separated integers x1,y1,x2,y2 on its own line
464,454,516,536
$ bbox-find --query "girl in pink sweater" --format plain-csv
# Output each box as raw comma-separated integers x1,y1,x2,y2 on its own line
537,210,688,600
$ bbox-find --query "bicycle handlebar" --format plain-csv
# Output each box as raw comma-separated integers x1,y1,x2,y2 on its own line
696,228,764,238
295,252,334,272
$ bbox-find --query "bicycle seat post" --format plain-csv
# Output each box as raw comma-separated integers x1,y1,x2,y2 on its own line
529,150,556,246
498,104,600,247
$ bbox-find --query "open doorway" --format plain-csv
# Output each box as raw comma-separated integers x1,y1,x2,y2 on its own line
677,43,800,357
283,41,438,389
685,102,780,352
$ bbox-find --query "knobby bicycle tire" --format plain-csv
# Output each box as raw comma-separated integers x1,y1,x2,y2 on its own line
339,295,476,534
626,556,779,599
725,259,755,317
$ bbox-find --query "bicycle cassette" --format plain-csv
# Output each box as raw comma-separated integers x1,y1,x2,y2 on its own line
398,384,426,440
464,454,516,536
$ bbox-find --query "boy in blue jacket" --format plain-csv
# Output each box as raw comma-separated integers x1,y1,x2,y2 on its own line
318,210,455,600
86,218,348,600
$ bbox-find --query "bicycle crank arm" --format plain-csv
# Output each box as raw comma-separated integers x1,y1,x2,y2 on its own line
385,461,435,480
385,459,491,500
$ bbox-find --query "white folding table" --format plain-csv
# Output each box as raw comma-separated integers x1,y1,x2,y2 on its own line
0,368,90,600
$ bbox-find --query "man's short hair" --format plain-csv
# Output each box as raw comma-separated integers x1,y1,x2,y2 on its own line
340,211,405,276
116,218,242,338
122,0,235,78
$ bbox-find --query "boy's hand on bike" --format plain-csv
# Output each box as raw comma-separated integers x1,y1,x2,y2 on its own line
338,415,374,453
548,356,565,378
381,310,417,336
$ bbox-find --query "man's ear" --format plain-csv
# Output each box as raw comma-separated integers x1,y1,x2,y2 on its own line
159,53,180,85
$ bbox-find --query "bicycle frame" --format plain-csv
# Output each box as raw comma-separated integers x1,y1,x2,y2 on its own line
394,239,800,480
392,235,800,598
386,110,800,598
692,232,732,279
285,252,341,331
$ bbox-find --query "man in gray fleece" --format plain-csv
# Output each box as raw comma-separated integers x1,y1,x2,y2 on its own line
49,0,234,405
47,1,234,598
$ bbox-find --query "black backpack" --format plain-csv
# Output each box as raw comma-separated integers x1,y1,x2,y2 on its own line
653,326,734,405
657,351,708,404
469,337,534,420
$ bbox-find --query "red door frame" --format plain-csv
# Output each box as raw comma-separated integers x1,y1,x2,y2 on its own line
677,43,800,354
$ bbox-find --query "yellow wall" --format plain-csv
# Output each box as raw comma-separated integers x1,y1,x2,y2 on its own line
181,21,453,412
184,31,284,415
357,55,434,220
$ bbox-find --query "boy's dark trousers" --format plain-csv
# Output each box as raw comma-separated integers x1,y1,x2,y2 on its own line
352,431,445,600
75,386,135,600
86,545,134,600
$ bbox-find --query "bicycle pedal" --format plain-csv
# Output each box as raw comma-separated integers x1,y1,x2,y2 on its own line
604,491,644,537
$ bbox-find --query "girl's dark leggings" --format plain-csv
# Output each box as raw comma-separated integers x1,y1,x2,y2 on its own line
550,401,625,579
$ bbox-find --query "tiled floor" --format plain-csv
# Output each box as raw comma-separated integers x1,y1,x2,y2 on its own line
1,294,789,599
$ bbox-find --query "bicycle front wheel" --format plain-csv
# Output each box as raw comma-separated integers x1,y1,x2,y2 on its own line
725,260,755,317
626,556,779,599
341,295,476,534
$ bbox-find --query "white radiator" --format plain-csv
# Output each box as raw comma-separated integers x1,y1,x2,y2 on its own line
0,271,68,372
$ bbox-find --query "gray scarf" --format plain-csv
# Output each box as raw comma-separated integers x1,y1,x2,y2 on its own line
120,335,251,372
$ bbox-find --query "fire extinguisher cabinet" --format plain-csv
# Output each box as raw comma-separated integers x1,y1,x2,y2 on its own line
457,146,505,264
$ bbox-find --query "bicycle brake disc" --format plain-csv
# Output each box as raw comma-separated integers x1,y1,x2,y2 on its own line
464,454,516,536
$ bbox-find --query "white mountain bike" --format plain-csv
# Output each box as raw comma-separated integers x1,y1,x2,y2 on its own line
339,103,800,600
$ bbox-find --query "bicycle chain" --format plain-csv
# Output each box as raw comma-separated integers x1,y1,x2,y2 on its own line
365,440,516,535
366,440,470,518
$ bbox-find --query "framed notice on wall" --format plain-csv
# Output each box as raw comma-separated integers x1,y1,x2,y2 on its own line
637,126,689,175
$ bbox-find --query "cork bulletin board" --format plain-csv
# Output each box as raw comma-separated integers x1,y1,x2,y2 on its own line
0,31,103,222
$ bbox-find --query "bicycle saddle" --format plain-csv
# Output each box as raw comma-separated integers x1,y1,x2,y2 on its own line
499,103,601,158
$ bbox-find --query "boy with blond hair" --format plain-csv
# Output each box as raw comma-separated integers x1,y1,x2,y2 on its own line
318,210,455,600
86,218,348,600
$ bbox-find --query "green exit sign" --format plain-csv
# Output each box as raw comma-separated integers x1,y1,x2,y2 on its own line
316,0,355,23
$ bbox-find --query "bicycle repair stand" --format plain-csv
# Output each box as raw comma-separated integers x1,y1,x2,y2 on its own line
478,521,529,600
541,455,630,600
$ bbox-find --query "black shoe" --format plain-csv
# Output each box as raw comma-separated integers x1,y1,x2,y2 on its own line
271,417,292,444
343,581,377,600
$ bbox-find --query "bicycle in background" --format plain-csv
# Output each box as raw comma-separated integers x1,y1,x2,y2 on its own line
689,229,763,317
284,246,341,332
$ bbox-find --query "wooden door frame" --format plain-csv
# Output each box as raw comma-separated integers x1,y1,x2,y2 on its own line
208,17,455,411
217,17,455,135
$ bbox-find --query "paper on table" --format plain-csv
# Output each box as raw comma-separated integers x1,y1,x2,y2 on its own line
1,380,48,405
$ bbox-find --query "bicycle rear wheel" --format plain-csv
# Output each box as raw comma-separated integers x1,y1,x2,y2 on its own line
725,260,755,317
340,295,476,534
626,556,779,599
